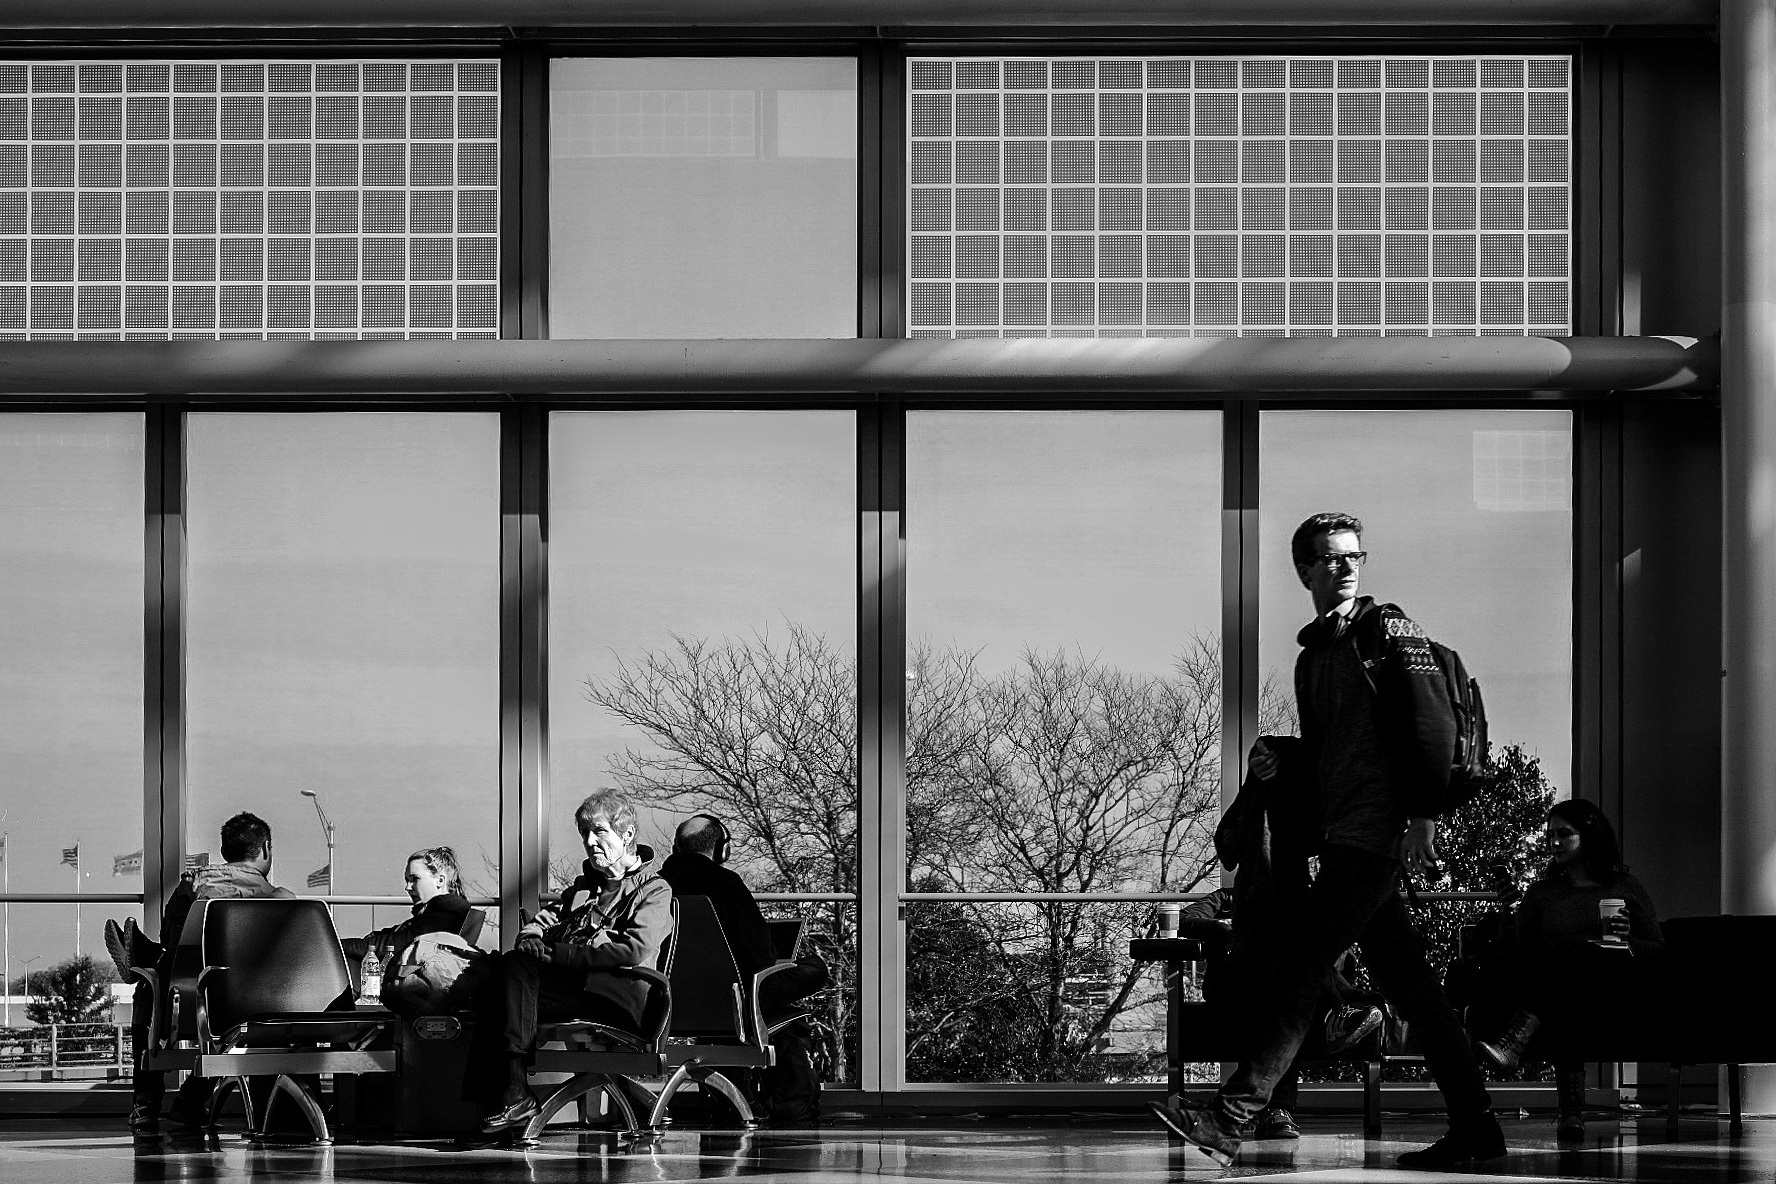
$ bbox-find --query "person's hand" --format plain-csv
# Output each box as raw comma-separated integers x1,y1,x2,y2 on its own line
1402,817,1442,878
1606,911,1632,941
516,933,551,961
1248,738,1280,781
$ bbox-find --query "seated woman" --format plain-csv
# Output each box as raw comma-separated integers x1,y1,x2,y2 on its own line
459,788,674,1141
342,845,477,967
1475,798,1664,1142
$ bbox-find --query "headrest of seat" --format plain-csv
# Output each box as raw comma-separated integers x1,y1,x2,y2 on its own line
201,898,353,1031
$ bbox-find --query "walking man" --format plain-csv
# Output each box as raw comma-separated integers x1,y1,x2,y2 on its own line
1148,512,1504,1168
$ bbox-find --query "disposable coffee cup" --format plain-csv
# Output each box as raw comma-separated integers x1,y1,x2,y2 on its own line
1155,903,1182,937
1598,897,1628,944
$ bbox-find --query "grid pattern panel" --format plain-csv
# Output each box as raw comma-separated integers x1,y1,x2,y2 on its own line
1472,429,1571,511
908,56,1570,339
0,60,499,341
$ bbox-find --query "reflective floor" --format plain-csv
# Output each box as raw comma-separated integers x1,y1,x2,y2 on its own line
1,1110,1770,1183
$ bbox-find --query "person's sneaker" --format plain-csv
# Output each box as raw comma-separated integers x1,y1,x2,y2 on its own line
104,920,136,981
1395,1113,1507,1168
1557,1110,1586,1143
1145,1100,1241,1166
1253,1107,1301,1140
127,1101,160,1137
1323,1004,1385,1054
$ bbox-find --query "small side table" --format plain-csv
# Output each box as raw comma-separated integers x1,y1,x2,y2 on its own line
1128,937,1206,1109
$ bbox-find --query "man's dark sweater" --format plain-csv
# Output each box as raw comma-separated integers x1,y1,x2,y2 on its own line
659,851,776,984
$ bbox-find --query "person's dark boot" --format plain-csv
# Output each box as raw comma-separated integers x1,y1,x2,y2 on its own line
1396,1110,1507,1168
1476,1009,1541,1073
1556,1066,1587,1143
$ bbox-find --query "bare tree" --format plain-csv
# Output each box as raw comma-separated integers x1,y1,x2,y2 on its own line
583,624,1274,1082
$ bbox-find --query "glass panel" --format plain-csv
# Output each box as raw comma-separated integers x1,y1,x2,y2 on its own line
907,55,1570,338
903,410,1222,1083
2,902,139,1063
1258,409,1573,797
548,58,857,338
0,60,500,341
184,414,501,931
0,415,144,922
548,410,857,1081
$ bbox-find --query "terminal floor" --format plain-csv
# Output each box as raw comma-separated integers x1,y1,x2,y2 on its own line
0,1111,1770,1183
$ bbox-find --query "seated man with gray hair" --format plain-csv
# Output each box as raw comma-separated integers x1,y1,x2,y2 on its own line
460,788,674,1140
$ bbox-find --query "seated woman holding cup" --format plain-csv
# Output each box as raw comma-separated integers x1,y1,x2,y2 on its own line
1474,798,1664,1142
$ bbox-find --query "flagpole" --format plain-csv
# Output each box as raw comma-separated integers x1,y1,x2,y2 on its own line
74,844,82,960
3,827,11,1028
300,791,335,915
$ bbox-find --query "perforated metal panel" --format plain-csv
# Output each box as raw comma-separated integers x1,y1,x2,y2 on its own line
908,56,1570,339
0,60,499,341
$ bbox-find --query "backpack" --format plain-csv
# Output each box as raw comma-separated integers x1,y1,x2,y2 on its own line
1356,604,1490,813
384,931,484,1017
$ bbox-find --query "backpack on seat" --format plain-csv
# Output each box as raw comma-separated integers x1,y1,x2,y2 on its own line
384,931,484,1017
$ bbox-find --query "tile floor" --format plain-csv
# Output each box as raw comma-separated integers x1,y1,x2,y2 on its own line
0,1110,1770,1184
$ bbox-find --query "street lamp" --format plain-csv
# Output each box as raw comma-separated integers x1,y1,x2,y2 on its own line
299,790,335,902
8,955,41,1028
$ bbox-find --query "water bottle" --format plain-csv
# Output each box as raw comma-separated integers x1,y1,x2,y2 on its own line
359,947,384,1004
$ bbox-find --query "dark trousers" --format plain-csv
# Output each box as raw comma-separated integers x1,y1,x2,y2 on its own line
1481,940,1647,1067
461,950,638,1108
1218,844,1491,1127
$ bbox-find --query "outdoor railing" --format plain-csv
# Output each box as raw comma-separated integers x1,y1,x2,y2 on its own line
0,1023,129,1081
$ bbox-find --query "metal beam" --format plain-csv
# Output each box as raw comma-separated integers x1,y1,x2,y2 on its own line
0,335,1717,399
0,0,1720,31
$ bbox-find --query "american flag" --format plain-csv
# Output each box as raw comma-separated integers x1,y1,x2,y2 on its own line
307,865,331,891
184,852,210,871
61,844,79,867
113,850,143,877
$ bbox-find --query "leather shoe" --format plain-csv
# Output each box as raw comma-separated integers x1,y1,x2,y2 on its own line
1253,1106,1300,1140
1396,1113,1507,1168
479,1093,540,1135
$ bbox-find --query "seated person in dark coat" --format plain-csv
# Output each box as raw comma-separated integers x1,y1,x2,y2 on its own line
460,789,674,1138
659,813,830,1123
340,844,477,967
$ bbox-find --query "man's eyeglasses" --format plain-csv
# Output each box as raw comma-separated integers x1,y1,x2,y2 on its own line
1306,550,1368,570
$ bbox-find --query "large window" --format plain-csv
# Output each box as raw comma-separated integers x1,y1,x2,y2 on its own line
903,410,1222,1083
909,56,1570,338
548,410,859,1079
548,57,857,338
0,414,143,1025
1258,410,1573,793
0,60,499,340
184,413,501,942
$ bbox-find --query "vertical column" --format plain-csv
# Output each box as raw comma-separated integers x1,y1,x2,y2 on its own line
1221,401,1259,815
143,405,185,935
857,405,906,1098
1722,0,1776,918
500,406,547,941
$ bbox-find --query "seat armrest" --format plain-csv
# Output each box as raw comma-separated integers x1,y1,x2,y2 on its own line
750,961,803,1049
129,966,165,1057
194,965,229,1049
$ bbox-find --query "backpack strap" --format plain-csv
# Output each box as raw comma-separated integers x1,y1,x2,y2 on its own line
1348,602,1405,697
